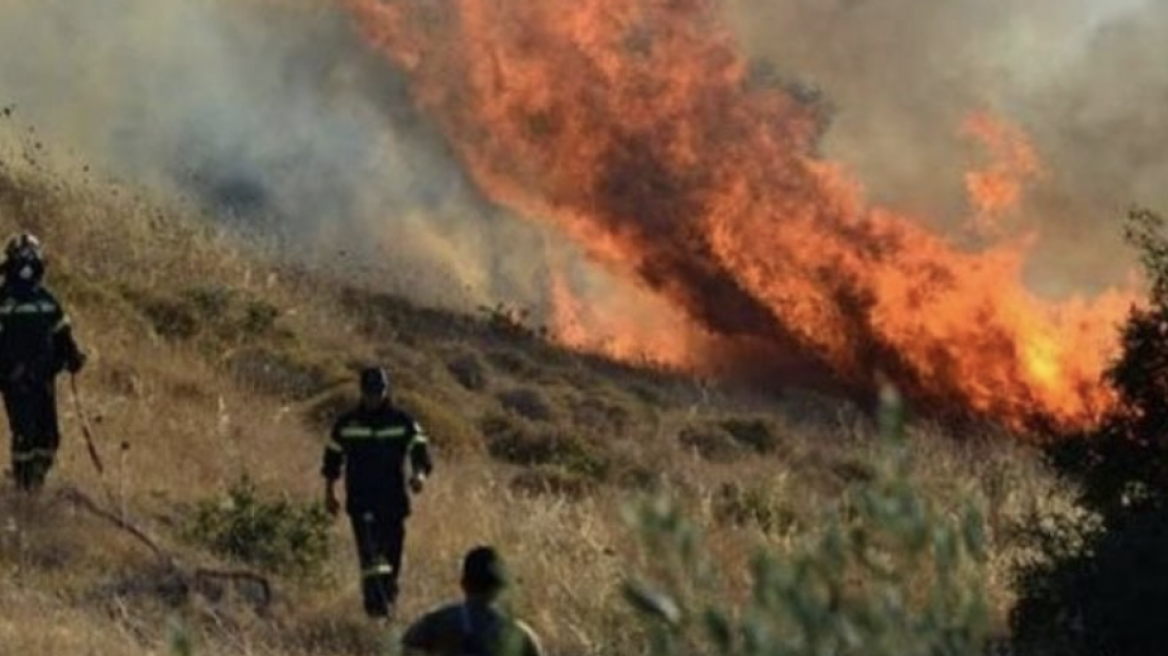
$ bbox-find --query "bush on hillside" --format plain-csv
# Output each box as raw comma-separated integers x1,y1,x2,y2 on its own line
680,417,786,462
120,284,290,346
624,390,989,656
481,413,611,482
485,348,539,378
183,476,331,580
679,423,744,462
568,390,636,435
719,417,784,455
497,387,556,422
712,482,801,535
446,350,490,391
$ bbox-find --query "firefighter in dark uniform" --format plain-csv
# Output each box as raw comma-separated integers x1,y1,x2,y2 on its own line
323,366,433,618
0,233,85,491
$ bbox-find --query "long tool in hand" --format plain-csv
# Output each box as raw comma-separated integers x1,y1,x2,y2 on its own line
69,373,105,476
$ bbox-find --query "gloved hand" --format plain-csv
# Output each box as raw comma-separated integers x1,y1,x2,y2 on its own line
325,489,341,518
409,472,426,494
66,351,86,374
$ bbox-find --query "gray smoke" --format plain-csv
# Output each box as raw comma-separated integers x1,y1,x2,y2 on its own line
1,0,1161,323
726,0,1160,295
0,0,568,308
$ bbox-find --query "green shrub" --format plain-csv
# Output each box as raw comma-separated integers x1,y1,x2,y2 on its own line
679,423,744,462
680,418,785,462
713,482,800,535
183,476,332,579
482,413,611,481
240,299,281,337
497,387,555,422
624,390,989,656
719,417,783,455
614,463,664,492
168,617,196,656
628,382,664,407
566,389,636,434
485,348,538,378
120,284,287,345
446,351,490,391
134,292,199,340
828,455,877,486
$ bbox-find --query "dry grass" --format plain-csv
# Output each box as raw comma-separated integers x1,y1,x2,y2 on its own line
0,118,1071,654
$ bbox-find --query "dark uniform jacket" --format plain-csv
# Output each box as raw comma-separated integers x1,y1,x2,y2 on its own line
0,283,81,388
322,403,433,516
402,601,544,656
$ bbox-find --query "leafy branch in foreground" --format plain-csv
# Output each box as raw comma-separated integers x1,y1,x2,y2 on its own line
624,387,989,656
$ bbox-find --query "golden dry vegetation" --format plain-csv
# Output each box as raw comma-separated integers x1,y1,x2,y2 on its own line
0,118,1073,655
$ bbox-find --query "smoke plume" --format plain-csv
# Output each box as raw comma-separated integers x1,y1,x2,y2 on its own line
726,0,1162,294
2,0,1166,429
0,0,596,309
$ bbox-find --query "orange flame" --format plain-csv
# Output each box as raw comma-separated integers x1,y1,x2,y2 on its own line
549,269,704,369
342,0,1133,432
962,112,1041,235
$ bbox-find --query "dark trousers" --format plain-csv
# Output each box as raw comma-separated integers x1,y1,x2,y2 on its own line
2,381,60,491
349,510,406,617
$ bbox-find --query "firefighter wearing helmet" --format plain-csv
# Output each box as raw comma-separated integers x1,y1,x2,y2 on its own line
323,366,433,619
0,234,85,491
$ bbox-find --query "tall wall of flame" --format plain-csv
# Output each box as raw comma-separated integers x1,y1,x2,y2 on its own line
341,0,1133,431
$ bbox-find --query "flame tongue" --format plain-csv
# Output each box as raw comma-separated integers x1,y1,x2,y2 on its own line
962,112,1042,235
343,0,1130,432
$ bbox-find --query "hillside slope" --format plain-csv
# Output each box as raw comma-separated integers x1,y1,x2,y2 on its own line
0,120,1067,655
